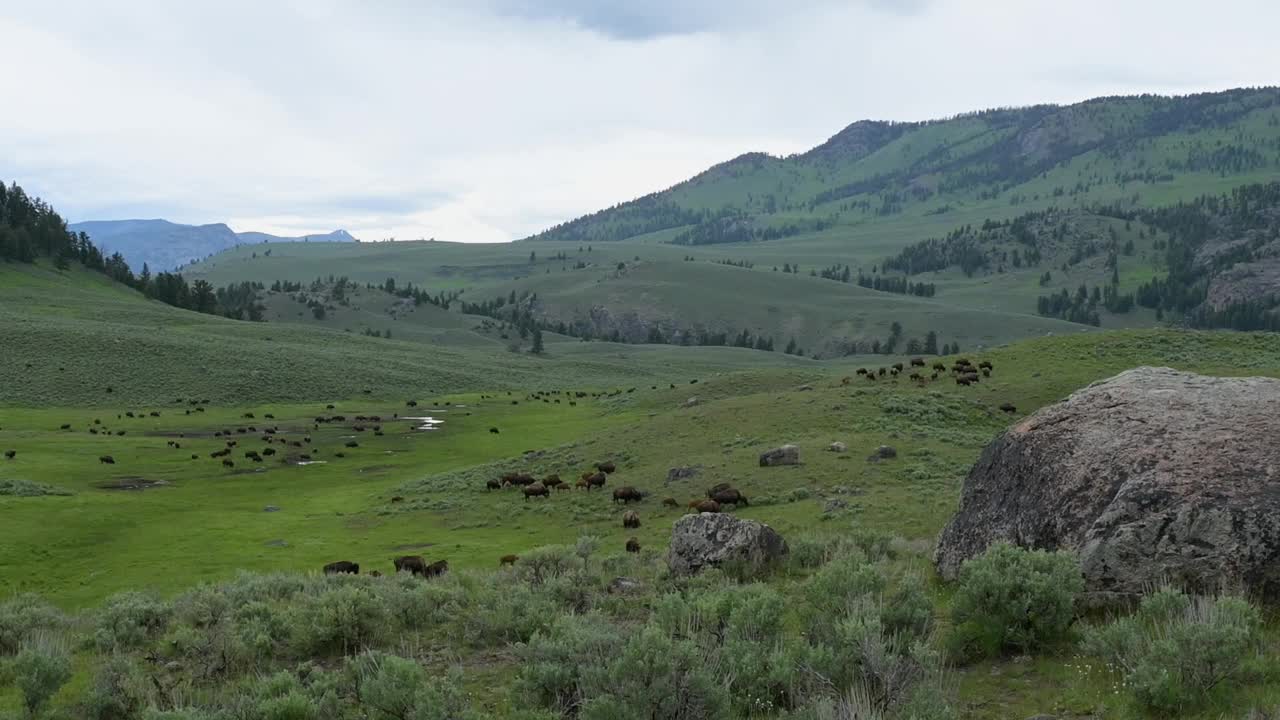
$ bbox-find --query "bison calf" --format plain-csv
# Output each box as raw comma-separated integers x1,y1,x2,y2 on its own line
323,561,359,575
622,510,640,529
625,538,641,553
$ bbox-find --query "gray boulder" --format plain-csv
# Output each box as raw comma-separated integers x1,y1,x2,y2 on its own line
666,465,700,483
759,444,800,467
826,441,848,453
667,513,789,576
866,445,897,462
935,367,1280,604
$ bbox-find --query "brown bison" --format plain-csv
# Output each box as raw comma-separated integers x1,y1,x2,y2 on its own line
425,560,448,578
625,538,641,553
855,368,868,375
486,478,502,491
222,459,235,468
999,402,1017,414
583,471,606,490
323,561,359,575
596,461,617,474
4,450,15,460
612,486,643,504
978,360,993,370
710,488,748,507
499,554,519,566
523,483,549,500
690,499,721,513
622,510,640,529
892,362,904,372
910,357,926,367
542,474,563,488
369,570,382,578
393,555,428,576
706,482,732,497
662,497,678,508
932,361,946,372
99,455,115,464
489,427,500,434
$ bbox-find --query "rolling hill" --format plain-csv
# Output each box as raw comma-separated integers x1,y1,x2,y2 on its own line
180,88,1280,356
68,218,357,272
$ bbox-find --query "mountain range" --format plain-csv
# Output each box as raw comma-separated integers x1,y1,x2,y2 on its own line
68,218,357,272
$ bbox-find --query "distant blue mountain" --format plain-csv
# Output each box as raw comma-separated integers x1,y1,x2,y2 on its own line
68,219,357,272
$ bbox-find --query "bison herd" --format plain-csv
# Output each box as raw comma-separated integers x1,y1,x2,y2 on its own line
323,556,449,578
842,357,1018,416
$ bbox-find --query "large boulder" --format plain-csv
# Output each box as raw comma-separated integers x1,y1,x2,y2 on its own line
668,513,789,576
935,367,1280,604
758,444,800,467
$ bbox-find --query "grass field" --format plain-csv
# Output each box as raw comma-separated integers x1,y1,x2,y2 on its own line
5,258,1280,717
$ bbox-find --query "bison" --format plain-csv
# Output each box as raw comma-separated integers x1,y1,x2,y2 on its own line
596,461,617,474
622,510,640,529
625,538,641,553
499,554,519,566
999,402,1017,414
710,488,748,507
486,478,502,491
99,455,116,464
425,560,448,578
542,474,563,488
612,486,643,504
706,482,732,497
855,368,868,375
582,471,606,490
4,450,15,460
690,499,721,513
910,357,926,367
222,459,235,468
323,561,359,575
523,483,549,500
393,555,428,576
978,360,993,370
489,427,500,434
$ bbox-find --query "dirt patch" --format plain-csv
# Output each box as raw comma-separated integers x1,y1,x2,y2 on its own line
390,542,436,551
95,476,171,491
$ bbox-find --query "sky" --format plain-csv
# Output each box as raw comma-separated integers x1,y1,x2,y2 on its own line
1,0,1277,243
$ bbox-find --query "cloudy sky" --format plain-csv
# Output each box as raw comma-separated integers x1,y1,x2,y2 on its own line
2,0,1276,242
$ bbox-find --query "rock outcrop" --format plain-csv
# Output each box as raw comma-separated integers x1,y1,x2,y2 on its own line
759,444,800,467
935,367,1280,603
668,513,789,576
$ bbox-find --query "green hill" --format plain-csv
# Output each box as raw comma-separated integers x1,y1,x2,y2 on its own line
180,89,1280,356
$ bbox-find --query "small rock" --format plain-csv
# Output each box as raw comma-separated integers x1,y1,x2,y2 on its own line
264,539,288,547
607,576,643,594
666,466,700,483
866,445,897,462
823,498,848,513
684,397,700,407
826,441,847,453
797,384,814,391
759,444,800,467
263,505,281,512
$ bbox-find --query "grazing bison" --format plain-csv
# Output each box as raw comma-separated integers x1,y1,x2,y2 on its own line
99,455,115,464
489,427,500,434
623,510,640,529
393,555,428,576
866,373,877,382
892,363,904,372
706,482,732,497
877,368,886,377
625,538,641,553
612,486,643,504
4,450,15,460
523,483,549,500
486,478,502,491
982,368,991,377
345,441,359,448
506,472,536,487
596,461,617,474
978,361,993,370
710,488,748,507
856,368,868,376
910,357,926,367
999,402,1017,414
222,459,235,468
406,400,418,407
424,560,448,578
956,377,971,386
662,497,678,508
542,474,563,488
263,448,277,456
190,454,198,460
690,499,721,513
499,554,519,566
323,561,359,575
60,424,71,430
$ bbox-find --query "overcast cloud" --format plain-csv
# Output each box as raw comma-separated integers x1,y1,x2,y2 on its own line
1,0,1276,242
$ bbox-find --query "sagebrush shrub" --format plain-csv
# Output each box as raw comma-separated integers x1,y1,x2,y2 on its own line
82,654,150,720
11,634,72,718
0,594,67,656
947,543,1082,660
288,585,387,656
1082,588,1264,712
94,591,172,652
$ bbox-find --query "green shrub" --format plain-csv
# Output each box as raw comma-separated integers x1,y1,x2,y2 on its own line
288,585,386,656
591,625,730,720
1082,588,1265,712
0,478,72,497
516,613,624,715
946,543,1082,661
82,655,150,720
0,594,67,656
10,635,72,718
95,592,172,652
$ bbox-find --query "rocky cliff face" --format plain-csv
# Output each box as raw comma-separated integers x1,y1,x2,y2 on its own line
935,367,1280,604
